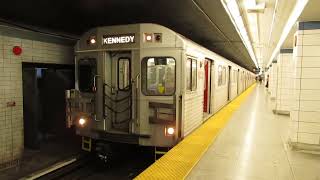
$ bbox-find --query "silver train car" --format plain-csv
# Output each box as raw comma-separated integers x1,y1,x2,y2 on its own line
66,23,255,152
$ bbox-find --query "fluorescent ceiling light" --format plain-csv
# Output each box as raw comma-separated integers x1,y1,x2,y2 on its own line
267,0,309,67
245,0,256,9
245,0,259,44
247,2,266,13
222,0,259,69
268,0,279,46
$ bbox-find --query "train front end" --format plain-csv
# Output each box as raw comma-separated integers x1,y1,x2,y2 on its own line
65,24,183,153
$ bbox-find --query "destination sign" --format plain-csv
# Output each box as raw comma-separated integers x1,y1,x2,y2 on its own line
103,34,135,45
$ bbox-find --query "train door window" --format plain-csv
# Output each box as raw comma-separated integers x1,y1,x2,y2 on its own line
118,58,130,90
233,70,237,83
186,59,191,90
222,67,226,85
141,57,176,95
186,58,197,91
78,58,97,92
192,60,197,90
229,69,232,83
218,65,226,86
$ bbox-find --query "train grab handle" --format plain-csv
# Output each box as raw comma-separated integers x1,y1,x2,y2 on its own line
92,75,101,92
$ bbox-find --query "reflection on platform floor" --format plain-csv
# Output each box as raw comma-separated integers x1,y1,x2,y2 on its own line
187,84,320,180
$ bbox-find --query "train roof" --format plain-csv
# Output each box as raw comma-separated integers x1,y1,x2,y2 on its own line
76,23,253,73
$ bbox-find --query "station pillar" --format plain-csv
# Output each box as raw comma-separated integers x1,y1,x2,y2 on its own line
289,21,320,148
274,49,294,115
269,61,278,100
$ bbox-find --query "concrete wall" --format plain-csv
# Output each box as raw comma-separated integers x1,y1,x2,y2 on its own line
275,50,294,114
0,26,74,168
290,22,320,146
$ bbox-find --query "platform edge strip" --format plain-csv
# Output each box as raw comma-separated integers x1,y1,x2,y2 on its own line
134,84,256,180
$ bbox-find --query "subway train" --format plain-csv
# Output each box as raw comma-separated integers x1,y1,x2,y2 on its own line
65,23,255,154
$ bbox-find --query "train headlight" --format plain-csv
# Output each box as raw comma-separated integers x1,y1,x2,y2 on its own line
79,118,86,126
90,38,96,44
166,127,175,136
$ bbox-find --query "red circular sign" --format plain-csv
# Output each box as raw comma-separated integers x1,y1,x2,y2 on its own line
13,46,22,56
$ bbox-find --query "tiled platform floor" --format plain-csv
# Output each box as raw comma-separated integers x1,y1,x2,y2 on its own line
187,84,320,180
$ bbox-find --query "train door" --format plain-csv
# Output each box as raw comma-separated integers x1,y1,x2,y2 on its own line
237,69,240,95
242,72,244,91
203,59,212,114
104,51,132,133
227,66,231,101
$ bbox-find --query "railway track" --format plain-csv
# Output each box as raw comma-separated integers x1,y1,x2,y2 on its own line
21,145,153,180
20,153,92,180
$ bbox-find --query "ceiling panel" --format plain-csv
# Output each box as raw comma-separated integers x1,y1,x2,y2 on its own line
0,0,256,71
240,0,296,68
299,0,320,21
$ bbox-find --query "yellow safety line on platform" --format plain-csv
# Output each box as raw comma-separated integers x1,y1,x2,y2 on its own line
135,84,256,180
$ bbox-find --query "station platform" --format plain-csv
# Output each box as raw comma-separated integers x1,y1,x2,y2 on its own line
136,84,320,180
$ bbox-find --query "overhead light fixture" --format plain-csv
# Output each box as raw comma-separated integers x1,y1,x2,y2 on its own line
268,0,279,47
267,0,309,67
244,0,260,45
221,0,259,69
246,2,266,13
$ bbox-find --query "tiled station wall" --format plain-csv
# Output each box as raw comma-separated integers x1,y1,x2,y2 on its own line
290,22,320,145
0,28,74,167
275,50,293,113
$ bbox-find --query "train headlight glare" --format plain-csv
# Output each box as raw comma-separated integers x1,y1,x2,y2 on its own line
79,118,86,126
167,127,175,135
90,38,96,44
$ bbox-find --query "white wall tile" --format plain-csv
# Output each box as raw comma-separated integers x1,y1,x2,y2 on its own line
299,89,320,100
300,56,320,68
300,79,320,90
301,68,320,78
302,29,320,35
0,33,73,166
298,133,319,145
298,122,320,134
299,111,320,123
299,100,320,111
301,34,320,46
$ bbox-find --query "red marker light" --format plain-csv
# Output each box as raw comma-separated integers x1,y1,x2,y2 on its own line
13,46,22,56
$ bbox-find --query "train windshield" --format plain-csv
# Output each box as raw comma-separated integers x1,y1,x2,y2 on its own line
78,58,97,92
142,57,175,96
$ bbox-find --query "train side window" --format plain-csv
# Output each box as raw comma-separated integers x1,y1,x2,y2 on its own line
191,60,197,90
141,57,176,96
186,58,197,91
78,58,97,92
118,58,130,90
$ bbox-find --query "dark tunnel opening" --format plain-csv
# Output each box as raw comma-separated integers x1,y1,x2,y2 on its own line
22,62,81,153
